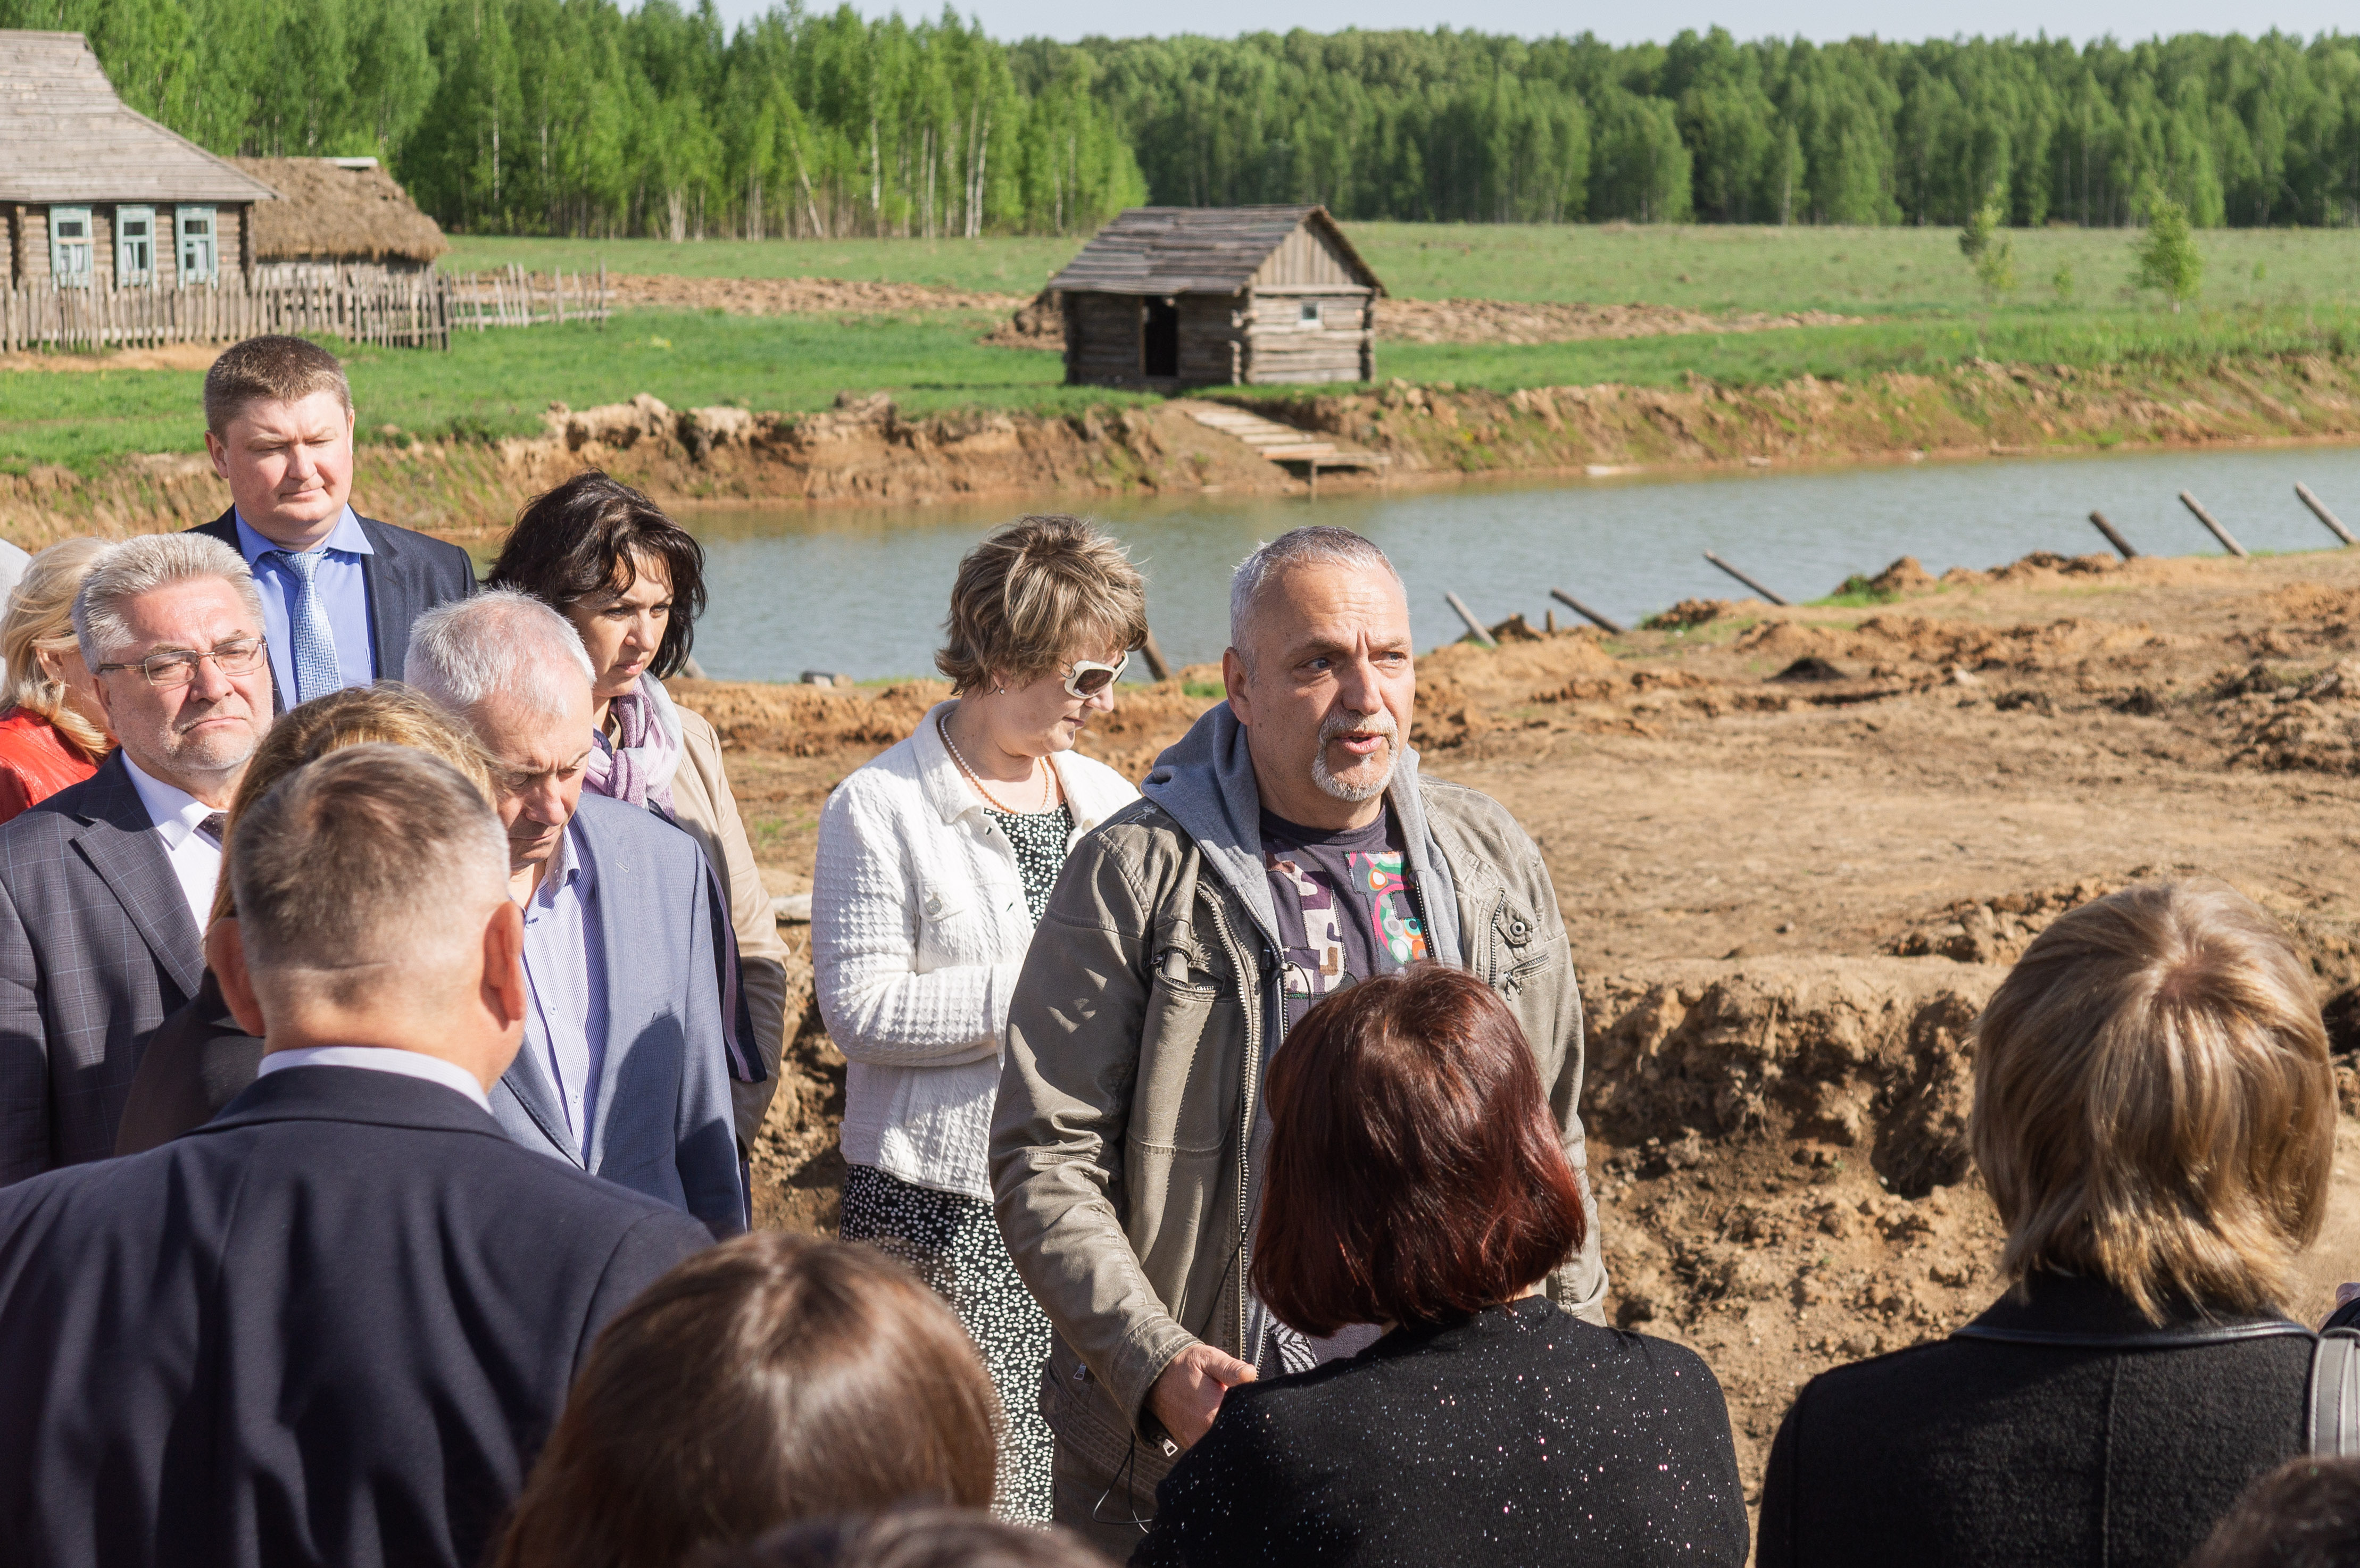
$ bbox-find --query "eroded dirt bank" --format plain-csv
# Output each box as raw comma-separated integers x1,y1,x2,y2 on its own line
14,350,2360,545
712,546,2360,1500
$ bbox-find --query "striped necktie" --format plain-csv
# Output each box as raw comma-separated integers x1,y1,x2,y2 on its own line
266,546,342,704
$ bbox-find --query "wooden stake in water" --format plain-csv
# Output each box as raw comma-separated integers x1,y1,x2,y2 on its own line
1549,587,1627,635
2088,510,2139,560
2178,491,2249,558
2297,483,2357,546
1702,551,1792,606
1445,592,1498,648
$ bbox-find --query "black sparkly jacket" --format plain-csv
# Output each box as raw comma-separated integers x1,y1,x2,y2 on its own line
1133,1298,1748,1568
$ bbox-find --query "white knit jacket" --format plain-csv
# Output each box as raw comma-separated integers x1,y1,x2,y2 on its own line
812,701,1141,1202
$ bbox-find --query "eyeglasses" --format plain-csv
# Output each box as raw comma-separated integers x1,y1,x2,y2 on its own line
1064,653,1128,698
95,636,269,689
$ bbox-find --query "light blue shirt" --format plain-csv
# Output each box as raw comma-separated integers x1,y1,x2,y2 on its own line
258,1045,492,1112
519,822,609,1148
232,508,377,703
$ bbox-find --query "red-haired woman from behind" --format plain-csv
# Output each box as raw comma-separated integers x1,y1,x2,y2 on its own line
1133,965,1747,1568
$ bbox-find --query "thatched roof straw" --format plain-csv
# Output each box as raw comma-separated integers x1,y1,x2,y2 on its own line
230,157,446,264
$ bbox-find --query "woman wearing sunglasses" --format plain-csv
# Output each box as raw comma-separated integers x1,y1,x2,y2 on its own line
813,514,1146,1524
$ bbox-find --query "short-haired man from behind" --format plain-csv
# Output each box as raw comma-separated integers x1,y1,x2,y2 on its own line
0,532,274,1183
408,590,744,1238
993,525,1607,1552
0,746,712,1568
194,334,475,710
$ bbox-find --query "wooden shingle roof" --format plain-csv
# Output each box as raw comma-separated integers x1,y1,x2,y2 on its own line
1048,206,1383,297
0,31,280,204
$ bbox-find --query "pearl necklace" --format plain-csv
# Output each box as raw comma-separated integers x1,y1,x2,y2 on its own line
938,711,1052,813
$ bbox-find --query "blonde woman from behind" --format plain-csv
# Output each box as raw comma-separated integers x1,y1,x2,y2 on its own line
1760,880,2339,1568
0,538,114,822
812,515,1146,1523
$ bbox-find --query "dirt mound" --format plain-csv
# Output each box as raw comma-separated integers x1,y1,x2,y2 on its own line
673,674,1215,783
1,343,223,373
1644,597,1745,630
978,290,1066,351
2223,658,2360,773
1585,956,2010,1479
1376,298,1860,346
1882,879,2120,964
608,273,1028,317
1730,613,2164,677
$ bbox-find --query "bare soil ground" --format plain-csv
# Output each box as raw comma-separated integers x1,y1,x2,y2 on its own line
694,546,2360,1505
600,273,1858,348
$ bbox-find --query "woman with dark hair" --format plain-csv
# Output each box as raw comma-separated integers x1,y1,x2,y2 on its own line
1135,965,1747,1568
494,1233,1000,1568
486,471,790,1160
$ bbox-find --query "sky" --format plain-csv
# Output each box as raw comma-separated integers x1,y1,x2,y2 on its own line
703,0,2352,46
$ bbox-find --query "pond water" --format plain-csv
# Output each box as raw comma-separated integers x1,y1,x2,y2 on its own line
680,442,2360,683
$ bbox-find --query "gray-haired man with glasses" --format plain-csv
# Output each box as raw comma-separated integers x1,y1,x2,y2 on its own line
0,533,275,1183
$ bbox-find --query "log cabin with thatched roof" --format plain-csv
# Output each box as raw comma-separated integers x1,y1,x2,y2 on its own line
1048,205,1383,389
230,157,448,285
0,30,278,290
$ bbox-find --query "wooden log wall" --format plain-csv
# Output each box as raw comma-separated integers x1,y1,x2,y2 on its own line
1243,288,1372,385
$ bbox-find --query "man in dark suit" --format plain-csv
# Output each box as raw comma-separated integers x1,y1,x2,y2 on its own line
0,744,712,1568
0,533,275,1183
193,334,475,710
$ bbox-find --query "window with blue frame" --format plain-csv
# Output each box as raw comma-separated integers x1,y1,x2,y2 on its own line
48,206,93,286
117,206,154,284
175,206,217,283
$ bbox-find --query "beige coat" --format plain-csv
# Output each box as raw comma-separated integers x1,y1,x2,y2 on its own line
668,704,792,1148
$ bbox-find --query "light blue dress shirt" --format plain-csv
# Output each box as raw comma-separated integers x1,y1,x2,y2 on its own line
231,508,377,703
519,822,610,1149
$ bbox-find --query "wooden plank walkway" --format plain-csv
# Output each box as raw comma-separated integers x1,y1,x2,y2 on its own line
1181,401,1388,474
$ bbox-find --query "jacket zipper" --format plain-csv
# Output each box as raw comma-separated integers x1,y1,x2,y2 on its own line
1202,887,1267,1362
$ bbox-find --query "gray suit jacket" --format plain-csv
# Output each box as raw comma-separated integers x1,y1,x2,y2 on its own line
491,793,744,1238
0,754,201,1185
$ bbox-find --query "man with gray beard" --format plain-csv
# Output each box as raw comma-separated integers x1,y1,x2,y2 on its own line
0,534,276,1182
992,525,1607,1553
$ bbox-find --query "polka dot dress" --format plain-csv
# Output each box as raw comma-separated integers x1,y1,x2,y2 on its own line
839,799,1073,1525
840,1164,1054,1523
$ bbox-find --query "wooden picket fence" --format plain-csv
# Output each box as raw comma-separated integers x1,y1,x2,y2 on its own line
0,263,611,354
446,264,612,331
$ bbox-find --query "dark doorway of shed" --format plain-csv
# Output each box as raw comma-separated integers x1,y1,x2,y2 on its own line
1143,301,1179,379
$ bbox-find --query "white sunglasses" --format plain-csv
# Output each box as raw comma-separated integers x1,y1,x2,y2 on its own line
1063,653,1129,698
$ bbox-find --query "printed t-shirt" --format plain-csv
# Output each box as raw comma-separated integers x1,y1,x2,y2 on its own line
1260,805,1429,1031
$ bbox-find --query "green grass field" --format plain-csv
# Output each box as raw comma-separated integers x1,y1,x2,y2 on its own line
446,223,2360,314
13,223,2360,473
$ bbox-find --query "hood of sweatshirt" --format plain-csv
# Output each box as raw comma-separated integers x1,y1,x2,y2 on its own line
1139,700,1464,969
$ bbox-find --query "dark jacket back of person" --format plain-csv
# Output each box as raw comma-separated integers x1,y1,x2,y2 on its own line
112,969,262,1155
0,1064,712,1568
1134,1298,1747,1568
1759,1272,2316,1568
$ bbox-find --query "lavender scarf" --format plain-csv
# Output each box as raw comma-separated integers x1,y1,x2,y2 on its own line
587,675,683,818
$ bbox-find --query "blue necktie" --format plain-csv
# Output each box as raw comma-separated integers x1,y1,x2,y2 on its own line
267,547,342,704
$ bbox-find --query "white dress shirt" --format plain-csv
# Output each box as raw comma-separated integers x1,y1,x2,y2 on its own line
119,752,224,935
257,1044,492,1112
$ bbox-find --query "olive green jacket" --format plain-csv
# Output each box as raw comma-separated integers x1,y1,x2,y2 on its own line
990,705,1606,1478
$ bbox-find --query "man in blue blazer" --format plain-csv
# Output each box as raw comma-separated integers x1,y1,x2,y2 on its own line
193,335,475,711
0,745,712,1568
406,590,744,1237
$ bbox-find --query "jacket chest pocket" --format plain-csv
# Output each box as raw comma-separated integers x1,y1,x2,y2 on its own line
1133,927,1240,1156
913,880,1015,966
1485,897,1553,999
